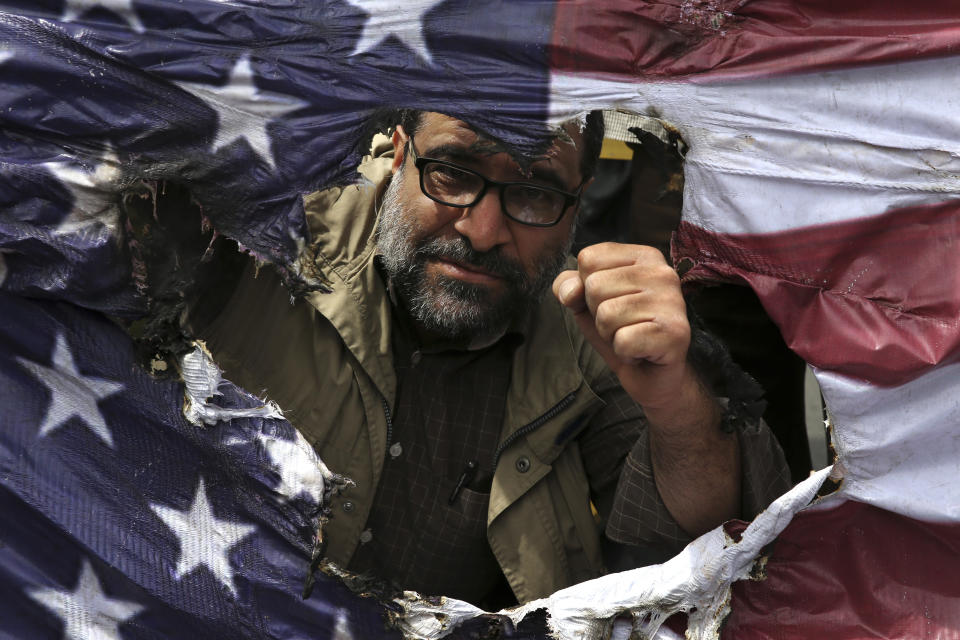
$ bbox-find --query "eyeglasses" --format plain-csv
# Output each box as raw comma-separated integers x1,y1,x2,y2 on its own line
406,136,582,227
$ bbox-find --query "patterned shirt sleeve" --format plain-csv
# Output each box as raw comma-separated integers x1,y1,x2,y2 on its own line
578,371,793,553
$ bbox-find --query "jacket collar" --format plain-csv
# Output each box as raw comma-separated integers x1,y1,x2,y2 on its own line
304,135,398,405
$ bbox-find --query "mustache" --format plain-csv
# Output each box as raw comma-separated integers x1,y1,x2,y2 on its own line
414,236,528,284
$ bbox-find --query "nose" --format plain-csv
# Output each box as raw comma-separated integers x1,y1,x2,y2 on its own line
452,187,512,253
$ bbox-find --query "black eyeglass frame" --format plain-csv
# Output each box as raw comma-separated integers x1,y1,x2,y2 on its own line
405,136,583,228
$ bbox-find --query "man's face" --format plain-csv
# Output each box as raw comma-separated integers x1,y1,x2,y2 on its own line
377,112,586,341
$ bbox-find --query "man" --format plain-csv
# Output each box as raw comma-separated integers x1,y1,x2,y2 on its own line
186,110,789,608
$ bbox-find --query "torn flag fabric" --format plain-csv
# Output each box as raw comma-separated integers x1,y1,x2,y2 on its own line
2,0,960,638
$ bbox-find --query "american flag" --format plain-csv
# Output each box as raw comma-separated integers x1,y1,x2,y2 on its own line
0,291,411,638
0,0,561,313
0,1,582,637
3,0,960,638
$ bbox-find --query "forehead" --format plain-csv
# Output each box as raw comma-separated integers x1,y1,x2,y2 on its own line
414,112,584,184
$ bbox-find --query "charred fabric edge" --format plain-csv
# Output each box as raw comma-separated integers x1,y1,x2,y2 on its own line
179,341,285,426
177,342,356,602
119,106,583,377
119,180,330,376
393,468,834,640
118,109,562,376
685,308,767,434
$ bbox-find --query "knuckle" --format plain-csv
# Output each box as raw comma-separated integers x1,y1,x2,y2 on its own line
646,260,678,284
630,244,662,265
672,316,692,344
625,266,651,290
594,298,620,338
582,270,604,294
634,244,659,258
553,269,576,289
577,245,601,272
583,271,613,313
657,316,690,354
579,242,622,272
662,265,682,286
612,326,642,361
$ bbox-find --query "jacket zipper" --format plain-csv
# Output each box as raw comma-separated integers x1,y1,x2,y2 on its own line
381,397,394,453
491,392,576,473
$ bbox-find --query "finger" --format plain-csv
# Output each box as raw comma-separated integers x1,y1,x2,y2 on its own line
577,242,667,279
611,316,689,366
566,296,622,369
582,262,680,318
593,292,657,343
552,270,587,313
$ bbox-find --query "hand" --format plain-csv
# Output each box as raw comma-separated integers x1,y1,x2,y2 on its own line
552,242,696,413
554,242,739,535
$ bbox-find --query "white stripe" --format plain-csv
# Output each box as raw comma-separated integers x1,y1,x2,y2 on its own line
551,55,960,234
813,364,960,523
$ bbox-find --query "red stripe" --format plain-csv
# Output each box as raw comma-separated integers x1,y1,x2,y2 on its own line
551,1,960,81
673,200,960,387
722,500,960,638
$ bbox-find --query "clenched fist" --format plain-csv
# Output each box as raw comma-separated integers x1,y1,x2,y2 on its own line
552,242,694,412
554,242,739,536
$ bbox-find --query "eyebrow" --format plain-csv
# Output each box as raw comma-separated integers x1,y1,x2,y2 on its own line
420,143,574,193
421,143,482,165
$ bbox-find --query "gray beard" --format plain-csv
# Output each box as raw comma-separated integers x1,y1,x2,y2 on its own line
376,171,571,341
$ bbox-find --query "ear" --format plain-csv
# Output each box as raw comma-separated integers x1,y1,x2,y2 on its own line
391,125,408,175
574,176,595,211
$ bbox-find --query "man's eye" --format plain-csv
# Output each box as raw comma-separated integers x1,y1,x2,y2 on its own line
430,164,471,184
515,185,551,203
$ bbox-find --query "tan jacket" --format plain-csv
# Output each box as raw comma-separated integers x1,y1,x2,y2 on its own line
196,139,619,602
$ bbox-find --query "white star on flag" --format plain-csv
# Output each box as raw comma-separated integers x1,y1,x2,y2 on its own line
17,332,125,448
176,55,307,170
61,0,145,33
256,430,329,504
150,478,256,597
343,0,443,65
29,558,144,640
43,150,123,238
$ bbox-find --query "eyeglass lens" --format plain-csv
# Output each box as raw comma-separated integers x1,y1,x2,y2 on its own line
421,162,566,224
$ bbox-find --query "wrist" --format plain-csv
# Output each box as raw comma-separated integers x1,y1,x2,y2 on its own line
643,365,724,440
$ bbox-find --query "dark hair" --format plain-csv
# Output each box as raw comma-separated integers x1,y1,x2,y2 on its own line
394,109,605,182
397,108,425,140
